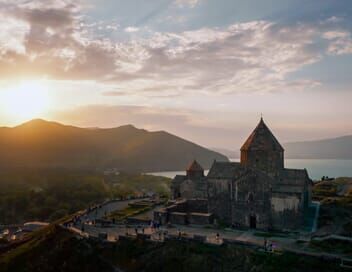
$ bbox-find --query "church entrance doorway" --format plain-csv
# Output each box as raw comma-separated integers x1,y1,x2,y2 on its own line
249,215,256,229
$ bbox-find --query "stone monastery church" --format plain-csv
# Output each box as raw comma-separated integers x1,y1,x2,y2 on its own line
155,118,313,230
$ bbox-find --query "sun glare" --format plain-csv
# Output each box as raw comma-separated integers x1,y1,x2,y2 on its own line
0,80,51,123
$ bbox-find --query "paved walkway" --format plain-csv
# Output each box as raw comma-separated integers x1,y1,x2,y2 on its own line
68,198,352,261
72,198,299,251
83,198,149,222
311,201,320,233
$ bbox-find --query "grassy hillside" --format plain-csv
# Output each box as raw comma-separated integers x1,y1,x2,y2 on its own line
313,177,352,236
106,172,171,198
0,226,345,272
0,119,228,172
0,170,171,224
0,225,114,272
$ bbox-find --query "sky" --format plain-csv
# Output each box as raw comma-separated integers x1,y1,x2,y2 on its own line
0,0,351,150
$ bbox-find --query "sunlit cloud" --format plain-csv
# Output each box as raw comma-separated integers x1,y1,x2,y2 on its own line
0,0,350,98
124,26,139,33
0,0,352,147
174,0,201,8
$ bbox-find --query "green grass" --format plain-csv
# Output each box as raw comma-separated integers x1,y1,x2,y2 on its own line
106,173,171,198
0,224,113,272
0,225,346,272
100,237,344,272
310,239,352,256
254,232,289,238
106,205,153,221
0,170,171,225
313,178,352,235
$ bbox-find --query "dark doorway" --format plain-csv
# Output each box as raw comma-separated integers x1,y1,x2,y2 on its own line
249,215,256,229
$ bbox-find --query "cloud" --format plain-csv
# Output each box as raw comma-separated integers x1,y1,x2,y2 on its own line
101,90,129,96
174,0,201,8
0,0,120,80
0,1,351,97
323,30,352,55
107,21,326,94
124,26,139,33
0,15,29,54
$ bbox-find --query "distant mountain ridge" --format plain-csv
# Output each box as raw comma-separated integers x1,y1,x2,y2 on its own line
0,119,228,172
214,135,352,160
212,148,240,159
284,135,352,159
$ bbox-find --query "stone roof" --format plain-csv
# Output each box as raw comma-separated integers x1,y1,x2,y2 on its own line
241,118,284,152
206,161,265,179
172,175,186,184
271,185,305,194
207,162,242,179
278,168,311,185
189,212,212,217
179,161,311,186
207,161,266,179
187,160,204,172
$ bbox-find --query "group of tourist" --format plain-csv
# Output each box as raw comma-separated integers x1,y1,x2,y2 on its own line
263,238,276,252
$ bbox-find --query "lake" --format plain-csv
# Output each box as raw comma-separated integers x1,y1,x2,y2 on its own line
149,159,352,180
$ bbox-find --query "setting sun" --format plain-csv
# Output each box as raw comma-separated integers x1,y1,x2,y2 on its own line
0,80,51,123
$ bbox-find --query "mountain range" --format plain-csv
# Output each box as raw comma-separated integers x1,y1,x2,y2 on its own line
214,135,352,160
0,119,227,172
284,136,352,159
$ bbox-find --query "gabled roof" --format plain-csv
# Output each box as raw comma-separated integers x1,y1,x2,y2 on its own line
278,168,312,185
187,160,204,172
172,175,187,184
207,162,242,179
207,161,274,182
241,118,284,152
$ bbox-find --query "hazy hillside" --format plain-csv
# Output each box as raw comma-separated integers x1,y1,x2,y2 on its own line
212,148,240,159
284,135,352,159
214,135,352,160
0,119,227,172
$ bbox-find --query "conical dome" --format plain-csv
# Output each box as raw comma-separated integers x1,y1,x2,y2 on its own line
240,118,284,174
187,160,204,172
186,160,204,178
241,118,284,152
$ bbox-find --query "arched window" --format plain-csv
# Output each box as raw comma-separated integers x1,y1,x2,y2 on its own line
247,192,254,203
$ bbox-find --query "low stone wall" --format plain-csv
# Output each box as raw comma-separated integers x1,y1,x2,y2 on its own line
188,213,213,225
186,199,209,213
136,233,151,240
169,212,187,225
193,234,206,242
222,238,259,249
126,217,151,225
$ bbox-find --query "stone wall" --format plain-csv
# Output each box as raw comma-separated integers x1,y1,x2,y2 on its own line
207,179,232,224
241,149,284,177
169,212,187,225
186,199,208,213
270,192,304,230
188,213,213,225
231,172,272,229
154,199,213,226
179,179,207,199
153,210,168,225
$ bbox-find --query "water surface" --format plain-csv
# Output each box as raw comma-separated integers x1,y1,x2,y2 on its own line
149,159,352,180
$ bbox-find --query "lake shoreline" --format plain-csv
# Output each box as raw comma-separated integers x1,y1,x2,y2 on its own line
149,159,352,181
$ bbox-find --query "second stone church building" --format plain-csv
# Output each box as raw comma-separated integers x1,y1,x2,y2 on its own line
158,118,312,230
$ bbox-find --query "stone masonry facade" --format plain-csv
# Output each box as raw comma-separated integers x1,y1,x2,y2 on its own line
155,118,313,231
